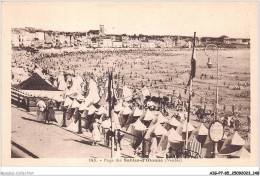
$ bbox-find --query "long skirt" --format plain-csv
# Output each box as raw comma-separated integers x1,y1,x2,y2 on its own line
46,108,57,122
92,129,101,142
36,109,46,122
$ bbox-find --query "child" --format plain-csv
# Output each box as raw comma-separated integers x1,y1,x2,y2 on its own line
92,118,101,146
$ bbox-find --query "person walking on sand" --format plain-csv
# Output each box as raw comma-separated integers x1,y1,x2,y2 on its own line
36,98,47,123
92,118,101,146
46,99,57,124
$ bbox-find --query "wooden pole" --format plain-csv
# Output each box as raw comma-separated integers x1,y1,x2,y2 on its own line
108,70,115,158
61,106,67,127
77,108,82,134
185,32,196,149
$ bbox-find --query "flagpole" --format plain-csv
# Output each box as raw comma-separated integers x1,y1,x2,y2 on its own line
185,32,196,149
108,69,115,158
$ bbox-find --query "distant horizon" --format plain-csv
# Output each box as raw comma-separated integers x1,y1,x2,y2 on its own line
12,26,250,39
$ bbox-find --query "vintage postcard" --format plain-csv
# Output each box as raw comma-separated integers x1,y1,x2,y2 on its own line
1,1,259,167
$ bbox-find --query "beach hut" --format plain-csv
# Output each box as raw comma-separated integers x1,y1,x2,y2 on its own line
87,105,97,115
143,109,155,121
166,117,181,130
190,123,208,145
15,73,60,91
243,141,250,152
151,111,168,125
52,94,64,102
71,98,81,109
63,96,73,107
96,106,108,116
176,121,195,140
153,123,168,136
124,119,146,149
156,128,184,158
229,147,250,158
133,107,143,117
66,118,79,133
114,102,123,113
219,131,245,155
142,109,155,128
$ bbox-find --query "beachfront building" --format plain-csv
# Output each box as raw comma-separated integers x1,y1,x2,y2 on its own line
231,38,250,45
102,38,113,48
31,32,45,48
11,28,23,47
148,39,164,48
87,30,100,38
83,37,92,48
112,41,123,48
128,37,141,48
122,34,129,48
162,37,175,48
93,37,113,48
141,41,155,48
59,33,71,47
44,31,55,48
90,38,98,48
21,31,36,47
200,35,250,45
175,36,190,47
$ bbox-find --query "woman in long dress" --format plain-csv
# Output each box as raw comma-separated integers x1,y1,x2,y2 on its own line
92,118,101,146
46,100,57,124
36,99,47,123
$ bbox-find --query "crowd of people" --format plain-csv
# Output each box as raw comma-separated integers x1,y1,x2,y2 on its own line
11,48,251,158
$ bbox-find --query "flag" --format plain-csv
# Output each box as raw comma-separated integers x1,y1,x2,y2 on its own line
108,71,116,112
141,86,150,97
191,49,196,79
186,49,196,87
111,72,116,110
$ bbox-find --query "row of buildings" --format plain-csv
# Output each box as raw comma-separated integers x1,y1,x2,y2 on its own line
11,26,250,49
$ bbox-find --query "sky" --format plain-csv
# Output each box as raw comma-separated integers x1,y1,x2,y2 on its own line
3,2,257,38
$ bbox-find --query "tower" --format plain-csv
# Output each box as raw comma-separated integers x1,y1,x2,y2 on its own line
100,25,104,36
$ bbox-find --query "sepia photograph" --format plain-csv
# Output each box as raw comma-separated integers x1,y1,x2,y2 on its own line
1,1,259,170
